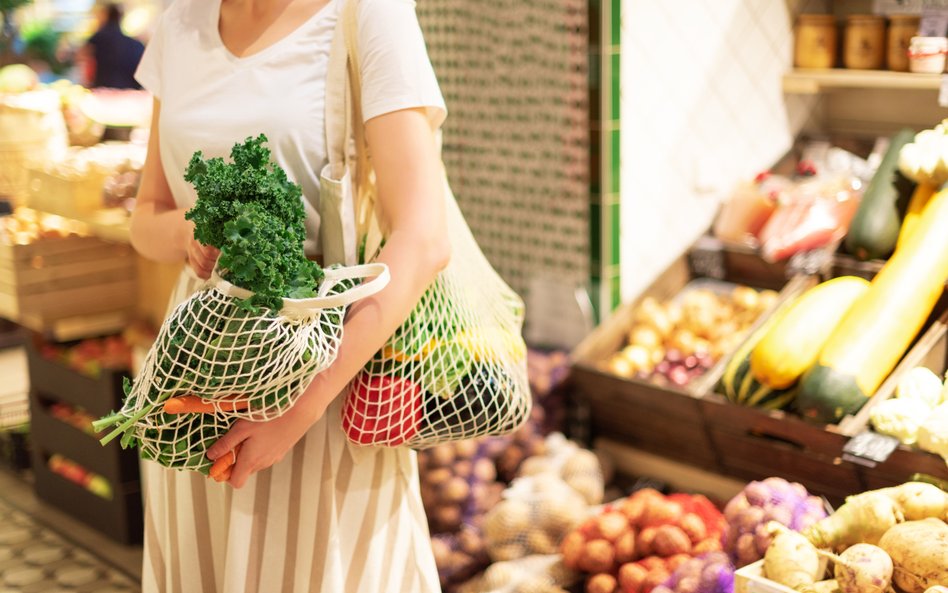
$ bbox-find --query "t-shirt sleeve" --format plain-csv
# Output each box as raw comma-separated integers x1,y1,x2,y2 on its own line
134,11,167,98
356,0,446,128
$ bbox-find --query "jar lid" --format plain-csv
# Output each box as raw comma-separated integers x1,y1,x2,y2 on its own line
909,36,948,50
846,14,885,23
798,14,836,24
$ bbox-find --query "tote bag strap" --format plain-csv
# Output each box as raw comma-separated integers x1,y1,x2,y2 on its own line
324,1,352,178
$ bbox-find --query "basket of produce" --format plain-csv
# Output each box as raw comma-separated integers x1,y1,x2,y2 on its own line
734,481,948,593
703,181,948,503
570,247,808,469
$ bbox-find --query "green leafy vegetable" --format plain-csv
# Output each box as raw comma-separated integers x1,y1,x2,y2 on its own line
184,134,323,310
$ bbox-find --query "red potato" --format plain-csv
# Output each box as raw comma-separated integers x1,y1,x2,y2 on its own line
561,531,586,570
636,527,659,557
620,496,647,526
580,539,617,574
615,530,638,564
642,569,671,592
636,556,668,573
619,563,649,593
640,500,684,527
588,573,619,593
677,513,708,543
666,553,692,572
598,512,631,542
693,538,722,554
652,525,692,557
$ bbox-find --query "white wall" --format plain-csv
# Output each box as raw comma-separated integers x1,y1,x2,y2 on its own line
620,0,820,299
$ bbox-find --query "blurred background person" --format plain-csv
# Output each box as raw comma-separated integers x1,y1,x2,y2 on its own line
81,2,143,89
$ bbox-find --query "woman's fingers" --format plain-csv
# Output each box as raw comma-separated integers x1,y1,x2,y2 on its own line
187,241,220,279
206,421,249,460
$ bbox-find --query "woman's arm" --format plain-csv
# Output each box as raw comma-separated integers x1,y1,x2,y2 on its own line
208,107,449,487
130,99,219,278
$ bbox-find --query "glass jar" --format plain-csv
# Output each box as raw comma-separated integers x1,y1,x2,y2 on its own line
844,14,886,70
795,14,838,69
888,15,921,71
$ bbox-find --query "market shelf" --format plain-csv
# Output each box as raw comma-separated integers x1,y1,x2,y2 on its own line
24,206,131,243
783,68,942,94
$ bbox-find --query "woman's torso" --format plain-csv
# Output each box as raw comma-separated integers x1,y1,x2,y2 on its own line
154,0,339,254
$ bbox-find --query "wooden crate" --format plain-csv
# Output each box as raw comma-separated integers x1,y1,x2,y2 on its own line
0,234,136,333
849,311,948,487
570,253,810,470
735,560,828,593
25,167,111,219
704,290,948,504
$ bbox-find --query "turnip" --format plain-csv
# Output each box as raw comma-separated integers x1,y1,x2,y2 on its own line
764,527,825,590
803,492,904,549
878,519,948,593
833,544,893,593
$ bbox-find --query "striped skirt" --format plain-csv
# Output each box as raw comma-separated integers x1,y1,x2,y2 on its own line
140,270,441,593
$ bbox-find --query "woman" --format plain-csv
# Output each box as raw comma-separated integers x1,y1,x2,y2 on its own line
130,0,450,590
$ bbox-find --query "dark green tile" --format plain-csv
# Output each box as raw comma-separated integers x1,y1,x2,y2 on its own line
589,202,601,267
588,53,601,88
609,201,620,267
611,0,621,46
589,278,602,324
609,129,620,194
589,0,601,46
610,53,620,120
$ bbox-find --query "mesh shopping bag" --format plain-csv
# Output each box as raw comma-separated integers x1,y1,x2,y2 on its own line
95,263,388,471
322,0,532,448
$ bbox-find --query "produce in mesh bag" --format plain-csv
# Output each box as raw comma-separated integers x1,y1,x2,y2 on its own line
92,136,387,473
561,489,727,593
484,473,588,561
515,432,604,505
649,552,735,593
457,554,578,593
722,477,827,567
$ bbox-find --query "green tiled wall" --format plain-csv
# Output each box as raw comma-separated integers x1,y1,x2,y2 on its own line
589,0,621,317
417,1,591,300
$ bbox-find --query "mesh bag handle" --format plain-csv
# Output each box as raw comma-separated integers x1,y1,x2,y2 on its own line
210,262,390,312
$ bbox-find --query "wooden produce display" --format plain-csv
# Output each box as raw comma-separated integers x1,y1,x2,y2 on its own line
25,334,142,544
0,211,136,338
570,250,809,470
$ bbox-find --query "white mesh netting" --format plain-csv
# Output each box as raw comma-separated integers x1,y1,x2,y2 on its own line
96,263,388,472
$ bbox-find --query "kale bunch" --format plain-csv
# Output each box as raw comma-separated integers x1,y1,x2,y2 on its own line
184,134,323,310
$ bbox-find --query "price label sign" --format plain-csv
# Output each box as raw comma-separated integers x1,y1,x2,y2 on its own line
842,431,901,467
920,7,948,37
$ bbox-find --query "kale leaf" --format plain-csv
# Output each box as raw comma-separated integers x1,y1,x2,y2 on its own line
184,135,323,311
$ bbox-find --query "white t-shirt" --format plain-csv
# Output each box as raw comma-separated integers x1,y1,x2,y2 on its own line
135,0,446,254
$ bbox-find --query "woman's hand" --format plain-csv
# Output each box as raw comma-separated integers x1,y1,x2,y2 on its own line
206,380,332,488
186,237,220,279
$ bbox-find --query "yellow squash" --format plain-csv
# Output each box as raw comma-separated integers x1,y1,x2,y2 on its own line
895,183,936,252
750,276,870,390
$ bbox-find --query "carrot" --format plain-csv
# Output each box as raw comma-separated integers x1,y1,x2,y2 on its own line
208,443,241,480
213,467,233,483
163,395,250,414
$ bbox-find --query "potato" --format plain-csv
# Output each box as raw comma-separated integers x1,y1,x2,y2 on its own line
432,505,462,533
568,475,605,506
636,527,658,557
620,496,647,526
618,563,648,592
454,460,473,479
527,530,558,555
544,496,586,533
878,518,948,593
640,499,683,527
597,512,630,542
472,458,497,483
453,439,478,459
483,561,518,589
426,467,453,488
441,477,471,504
652,525,692,557
693,538,722,554
561,531,586,569
428,445,455,467
678,513,707,543
637,556,668,572
643,570,671,592
490,542,526,561
430,538,452,566
666,553,692,572
484,499,531,542
587,573,618,593
580,539,617,574
457,528,484,557
834,543,893,593
615,530,637,564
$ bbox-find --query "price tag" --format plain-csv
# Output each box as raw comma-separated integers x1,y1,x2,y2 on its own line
687,236,726,280
920,7,948,37
842,431,901,467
